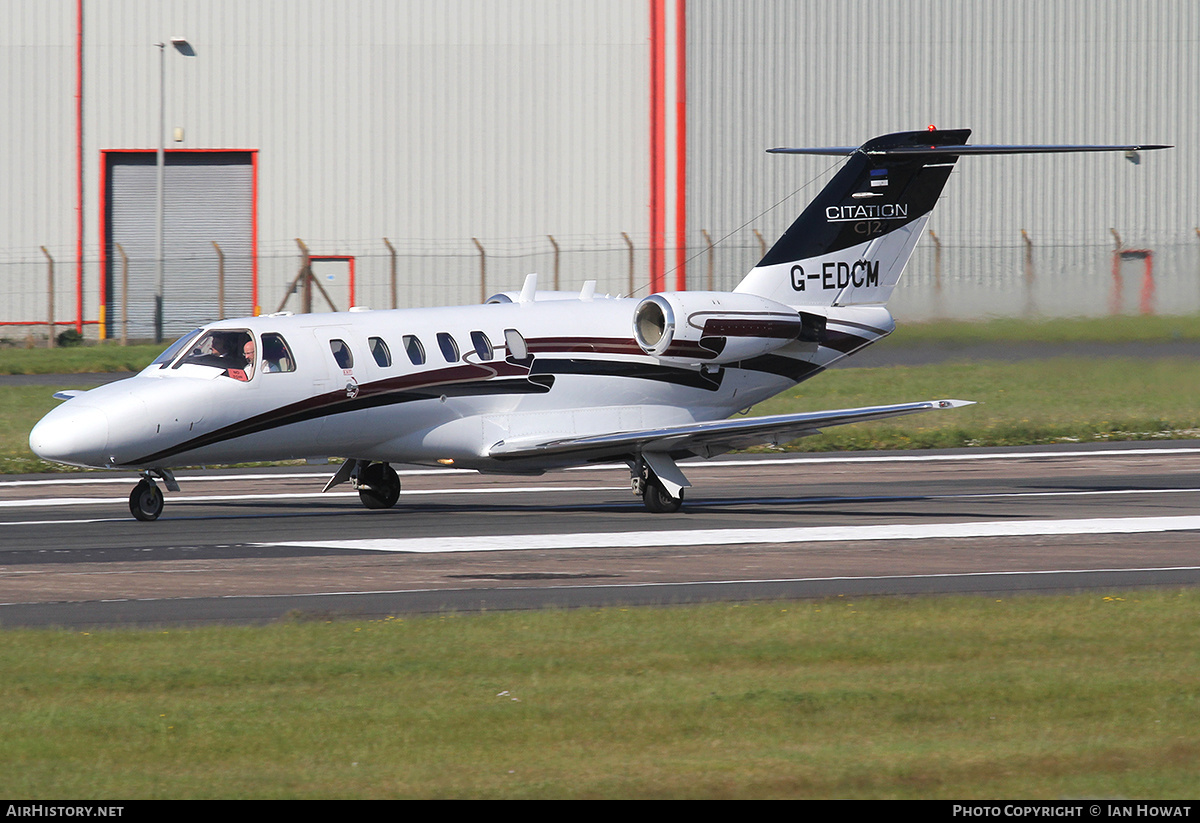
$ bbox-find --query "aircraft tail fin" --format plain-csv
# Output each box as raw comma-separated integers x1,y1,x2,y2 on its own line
734,129,1169,308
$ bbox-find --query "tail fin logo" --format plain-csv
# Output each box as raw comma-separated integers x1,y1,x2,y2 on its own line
825,203,909,222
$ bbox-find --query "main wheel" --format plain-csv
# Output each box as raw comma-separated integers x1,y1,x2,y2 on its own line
642,478,683,513
358,462,401,509
129,479,165,521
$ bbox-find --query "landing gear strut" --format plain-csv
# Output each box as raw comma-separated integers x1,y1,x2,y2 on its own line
356,462,402,509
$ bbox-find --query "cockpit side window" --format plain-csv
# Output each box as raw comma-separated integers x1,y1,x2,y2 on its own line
260,333,296,373
152,328,202,368
174,329,256,381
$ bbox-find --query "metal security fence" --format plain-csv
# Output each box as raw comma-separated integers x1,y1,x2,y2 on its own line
3,231,1200,345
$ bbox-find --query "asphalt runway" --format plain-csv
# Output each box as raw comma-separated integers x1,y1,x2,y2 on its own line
3,442,1200,628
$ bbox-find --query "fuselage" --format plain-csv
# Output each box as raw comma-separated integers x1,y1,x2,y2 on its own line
29,294,894,475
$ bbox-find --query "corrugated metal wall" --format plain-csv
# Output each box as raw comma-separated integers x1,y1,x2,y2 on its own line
2,1,1196,335
1,0,651,333
0,2,79,332
88,0,650,317
684,0,1198,317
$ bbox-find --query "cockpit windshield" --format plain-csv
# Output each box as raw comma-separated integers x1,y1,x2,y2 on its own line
150,328,203,369
173,329,257,381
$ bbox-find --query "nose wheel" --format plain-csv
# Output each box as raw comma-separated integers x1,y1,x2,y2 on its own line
129,478,165,522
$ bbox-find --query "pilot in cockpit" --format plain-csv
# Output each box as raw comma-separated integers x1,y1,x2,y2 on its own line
181,331,256,381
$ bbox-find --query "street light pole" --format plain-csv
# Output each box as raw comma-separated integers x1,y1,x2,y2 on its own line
153,37,192,344
154,41,165,344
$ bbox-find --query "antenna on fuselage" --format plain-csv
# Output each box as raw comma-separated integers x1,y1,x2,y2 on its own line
518,273,538,304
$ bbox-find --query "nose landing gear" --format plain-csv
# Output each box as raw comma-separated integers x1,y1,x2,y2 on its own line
129,478,165,521
128,469,177,521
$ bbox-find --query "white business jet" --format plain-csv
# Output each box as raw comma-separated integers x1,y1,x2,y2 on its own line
30,129,1167,520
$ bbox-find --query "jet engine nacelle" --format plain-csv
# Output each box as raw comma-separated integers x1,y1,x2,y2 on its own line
632,291,806,364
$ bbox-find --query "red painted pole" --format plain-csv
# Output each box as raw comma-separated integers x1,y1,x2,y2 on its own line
673,0,687,291
649,0,666,293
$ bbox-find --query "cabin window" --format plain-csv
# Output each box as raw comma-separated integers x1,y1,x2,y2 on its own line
402,334,426,365
369,336,392,368
174,329,256,381
260,332,296,373
437,332,459,363
329,339,354,370
470,331,493,361
504,328,529,361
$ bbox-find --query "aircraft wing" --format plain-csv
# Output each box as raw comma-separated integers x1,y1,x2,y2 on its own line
487,399,973,463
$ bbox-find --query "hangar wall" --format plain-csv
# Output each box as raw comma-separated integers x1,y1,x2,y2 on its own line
2,0,651,338
1,0,1196,339
683,0,1198,319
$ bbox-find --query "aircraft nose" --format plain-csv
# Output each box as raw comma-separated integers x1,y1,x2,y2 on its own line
29,403,110,468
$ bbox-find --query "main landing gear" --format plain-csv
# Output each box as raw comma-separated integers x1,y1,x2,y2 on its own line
356,462,402,509
630,453,689,513
323,459,402,510
638,474,684,513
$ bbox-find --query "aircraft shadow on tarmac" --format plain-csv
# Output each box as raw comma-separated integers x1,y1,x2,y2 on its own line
155,491,1035,522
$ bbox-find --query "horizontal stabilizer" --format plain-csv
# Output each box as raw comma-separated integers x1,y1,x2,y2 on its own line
768,143,1171,156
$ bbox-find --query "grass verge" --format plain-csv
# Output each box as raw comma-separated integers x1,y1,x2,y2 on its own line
750,356,1200,451
3,314,1200,376
887,314,1200,345
0,343,162,375
1,592,1197,799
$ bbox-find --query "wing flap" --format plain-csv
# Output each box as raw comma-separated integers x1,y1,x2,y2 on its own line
488,399,973,462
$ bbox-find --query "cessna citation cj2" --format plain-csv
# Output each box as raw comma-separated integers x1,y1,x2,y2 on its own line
30,129,1168,520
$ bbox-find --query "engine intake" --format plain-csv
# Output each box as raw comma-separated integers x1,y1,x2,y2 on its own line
632,292,805,364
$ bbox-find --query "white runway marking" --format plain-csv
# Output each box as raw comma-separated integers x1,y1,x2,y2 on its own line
3,444,1198,491
261,514,1200,553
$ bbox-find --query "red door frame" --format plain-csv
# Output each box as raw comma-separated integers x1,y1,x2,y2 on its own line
98,148,259,340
